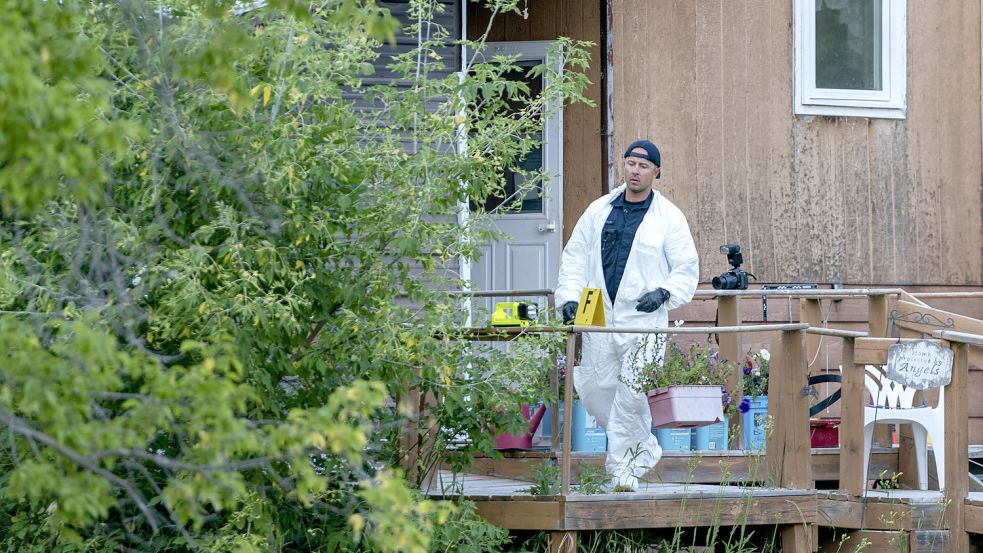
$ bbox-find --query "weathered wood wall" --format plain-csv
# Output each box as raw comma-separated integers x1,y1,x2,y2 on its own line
611,0,983,285
467,0,603,244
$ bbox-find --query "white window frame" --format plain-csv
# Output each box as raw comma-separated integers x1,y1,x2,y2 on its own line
794,0,907,119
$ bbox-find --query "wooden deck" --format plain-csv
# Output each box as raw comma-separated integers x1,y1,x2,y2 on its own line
435,290,983,552
427,470,816,531
429,470,983,546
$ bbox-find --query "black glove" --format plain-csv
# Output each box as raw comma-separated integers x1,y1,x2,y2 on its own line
636,288,670,313
561,301,579,324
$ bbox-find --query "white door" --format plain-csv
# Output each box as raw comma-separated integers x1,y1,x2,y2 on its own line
469,41,563,320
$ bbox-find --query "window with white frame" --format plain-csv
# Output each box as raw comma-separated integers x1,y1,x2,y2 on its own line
794,0,906,119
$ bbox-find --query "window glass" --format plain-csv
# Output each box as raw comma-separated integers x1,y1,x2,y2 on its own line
815,0,882,90
471,60,544,214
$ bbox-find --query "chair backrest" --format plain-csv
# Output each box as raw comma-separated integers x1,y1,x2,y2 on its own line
864,365,917,408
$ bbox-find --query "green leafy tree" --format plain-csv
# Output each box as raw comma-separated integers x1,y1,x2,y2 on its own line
0,0,591,550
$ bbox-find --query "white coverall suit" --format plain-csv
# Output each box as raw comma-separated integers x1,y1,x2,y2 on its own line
555,184,699,487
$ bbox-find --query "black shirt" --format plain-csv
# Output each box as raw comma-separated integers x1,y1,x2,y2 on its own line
601,190,653,302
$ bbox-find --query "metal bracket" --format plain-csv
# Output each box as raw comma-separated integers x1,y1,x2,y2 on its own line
888,309,955,337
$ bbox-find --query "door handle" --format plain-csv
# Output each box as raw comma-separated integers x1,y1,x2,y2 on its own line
537,221,557,233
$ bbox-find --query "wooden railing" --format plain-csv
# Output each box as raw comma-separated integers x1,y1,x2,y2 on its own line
456,288,983,552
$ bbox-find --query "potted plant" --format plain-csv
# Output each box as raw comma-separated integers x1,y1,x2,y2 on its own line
739,349,770,449
627,336,734,430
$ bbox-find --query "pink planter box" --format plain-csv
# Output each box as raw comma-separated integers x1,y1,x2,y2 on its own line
647,385,725,429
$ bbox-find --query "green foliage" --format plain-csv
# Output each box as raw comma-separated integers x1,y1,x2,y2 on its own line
741,349,770,398
0,0,592,550
624,336,735,394
524,461,560,496
573,463,611,495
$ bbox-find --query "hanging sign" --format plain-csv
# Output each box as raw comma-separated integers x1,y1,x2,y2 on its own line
574,288,606,326
886,340,953,390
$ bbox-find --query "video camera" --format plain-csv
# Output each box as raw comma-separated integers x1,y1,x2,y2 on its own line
711,244,755,290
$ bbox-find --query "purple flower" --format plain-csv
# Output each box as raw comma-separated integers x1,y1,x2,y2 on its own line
722,389,732,405
743,366,752,376
739,397,751,413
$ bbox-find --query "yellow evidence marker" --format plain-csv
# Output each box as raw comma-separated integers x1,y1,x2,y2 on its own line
574,288,605,326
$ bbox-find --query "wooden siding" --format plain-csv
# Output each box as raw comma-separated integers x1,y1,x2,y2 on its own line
467,1,604,244
611,0,983,286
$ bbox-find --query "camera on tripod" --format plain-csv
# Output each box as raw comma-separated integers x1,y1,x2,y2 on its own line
711,244,755,290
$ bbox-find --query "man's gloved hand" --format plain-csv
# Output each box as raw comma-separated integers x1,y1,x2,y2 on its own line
561,301,579,324
636,288,671,313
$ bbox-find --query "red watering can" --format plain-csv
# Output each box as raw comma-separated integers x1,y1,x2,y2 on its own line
494,403,547,449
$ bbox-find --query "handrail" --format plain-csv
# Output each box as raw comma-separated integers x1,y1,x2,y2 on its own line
911,292,983,299
805,328,868,338
932,329,983,346
461,323,808,335
445,289,555,298
693,288,903,299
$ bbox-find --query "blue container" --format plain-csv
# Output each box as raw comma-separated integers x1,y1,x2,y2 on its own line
692,421,729,450
543,401,607,452
654,428,692,451
742,396,769,450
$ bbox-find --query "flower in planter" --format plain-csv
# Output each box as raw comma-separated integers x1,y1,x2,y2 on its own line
741,348,770,399
738,397,752,413
623,334,737,395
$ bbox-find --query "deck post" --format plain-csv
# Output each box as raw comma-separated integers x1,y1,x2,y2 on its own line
549,531,577,553
767,329,814,552
767,329,811,487
943,342,970,553
867,294,889,337
838,337,865,495
560,332,576,495
717,295,743,448
801,298,822,375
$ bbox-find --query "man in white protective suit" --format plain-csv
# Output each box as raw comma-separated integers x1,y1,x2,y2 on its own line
554,139,699,490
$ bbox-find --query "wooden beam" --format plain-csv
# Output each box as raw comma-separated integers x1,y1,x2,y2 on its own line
549,531,577,553
964,502,983,534
475,500,564,530
943,342,970,553
894,299,983,337
839,338,866,495
769,330,811,489
457,448,899,485
853,337,944,365
561,334,576,495
817,495,945,531
561,495,817,529
868,294,890,337
782,524,812,553
801,298,823,375
900,290,929,307
717,295,743,449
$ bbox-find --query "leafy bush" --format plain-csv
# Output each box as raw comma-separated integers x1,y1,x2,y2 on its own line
0,0,591,550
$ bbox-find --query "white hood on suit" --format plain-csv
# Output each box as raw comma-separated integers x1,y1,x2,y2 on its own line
555,184,699,487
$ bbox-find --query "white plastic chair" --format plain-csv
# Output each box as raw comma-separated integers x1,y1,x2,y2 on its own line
862,365,945,491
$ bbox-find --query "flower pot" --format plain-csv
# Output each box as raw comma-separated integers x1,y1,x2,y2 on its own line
647,385,725,429
542,400,607,452
741,396,769,450
653,427,692,451
692,421,729,451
